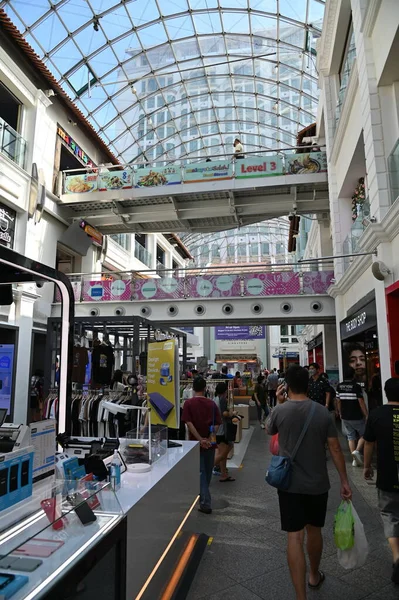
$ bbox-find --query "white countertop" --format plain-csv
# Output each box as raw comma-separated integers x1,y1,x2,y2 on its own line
116,441,197,514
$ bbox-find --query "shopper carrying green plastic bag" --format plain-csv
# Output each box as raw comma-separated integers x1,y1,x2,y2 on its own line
336,501,369,569
334,501,355,550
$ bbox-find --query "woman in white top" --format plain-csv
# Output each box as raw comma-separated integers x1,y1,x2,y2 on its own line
111,369,126,392
233,138,244,159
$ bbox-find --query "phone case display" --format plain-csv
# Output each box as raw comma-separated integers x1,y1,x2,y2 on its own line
120,425,167,471
0,446,34,512
0,479,123,599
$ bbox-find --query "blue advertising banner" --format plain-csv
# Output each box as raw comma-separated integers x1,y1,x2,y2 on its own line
215,326,265,340
0,344,14,414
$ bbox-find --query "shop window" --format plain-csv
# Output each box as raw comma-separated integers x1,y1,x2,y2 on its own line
110,234,129,251
0,82,26,169
261,242,270,255
336,22,356,125
156,244,165,265
281,325,288,336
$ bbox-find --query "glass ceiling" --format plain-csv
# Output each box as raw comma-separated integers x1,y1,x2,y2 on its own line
1,0,325,164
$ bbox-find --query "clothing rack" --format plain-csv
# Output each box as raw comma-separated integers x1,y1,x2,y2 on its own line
180,379,234,407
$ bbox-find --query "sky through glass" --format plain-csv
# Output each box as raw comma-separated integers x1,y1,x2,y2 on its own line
1,0,325,164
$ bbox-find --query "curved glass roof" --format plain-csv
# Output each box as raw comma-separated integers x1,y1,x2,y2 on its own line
1,0,325,164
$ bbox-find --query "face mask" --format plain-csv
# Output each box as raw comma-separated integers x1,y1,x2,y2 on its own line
309,368,316,377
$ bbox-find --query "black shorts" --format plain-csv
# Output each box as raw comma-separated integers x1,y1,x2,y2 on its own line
216,435,233,446
278,490,328,532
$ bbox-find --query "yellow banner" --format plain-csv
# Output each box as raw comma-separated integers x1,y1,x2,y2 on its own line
147,340,179,429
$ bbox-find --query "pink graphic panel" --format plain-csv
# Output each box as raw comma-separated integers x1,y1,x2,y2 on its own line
187,275,241,298
55,280,81,302
82,280,131,301
133,277,185,300
302,271,334,294
243,272,300,296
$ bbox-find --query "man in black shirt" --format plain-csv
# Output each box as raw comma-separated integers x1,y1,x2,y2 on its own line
364,378,399,584
308,363,331,408
336,367,368,467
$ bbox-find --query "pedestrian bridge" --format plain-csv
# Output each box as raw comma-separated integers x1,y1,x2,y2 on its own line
58,150,329,234
51,268,336,326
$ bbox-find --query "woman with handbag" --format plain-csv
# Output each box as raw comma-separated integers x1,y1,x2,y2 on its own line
213,382,236,482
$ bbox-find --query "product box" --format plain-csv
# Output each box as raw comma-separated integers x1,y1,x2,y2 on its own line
0,446,34,512
235,404,249,429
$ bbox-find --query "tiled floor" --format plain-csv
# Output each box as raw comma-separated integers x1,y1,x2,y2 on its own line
186,422,397,600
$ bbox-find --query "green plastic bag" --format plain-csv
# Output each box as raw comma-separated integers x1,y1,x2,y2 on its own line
334,501,355,550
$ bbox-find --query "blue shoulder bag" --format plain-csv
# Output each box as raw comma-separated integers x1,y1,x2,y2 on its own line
265,401,316,491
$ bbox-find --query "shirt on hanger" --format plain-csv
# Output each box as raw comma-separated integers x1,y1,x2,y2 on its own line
92,345,114,385
72,347,89,383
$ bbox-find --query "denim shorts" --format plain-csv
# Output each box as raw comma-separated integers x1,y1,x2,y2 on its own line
341,418,366,441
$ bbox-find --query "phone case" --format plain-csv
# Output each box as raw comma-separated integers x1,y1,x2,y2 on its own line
14,539,64,558
40,499,65,530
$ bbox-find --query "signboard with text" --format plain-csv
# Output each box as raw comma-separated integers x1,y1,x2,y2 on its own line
235,155,283,179
0,204,16,249
215,326,265,340
57,124,95,167
99,169,132,190
184,160,233,183
147,340,179,429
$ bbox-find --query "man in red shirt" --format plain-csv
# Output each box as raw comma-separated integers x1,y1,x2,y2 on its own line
182,377,221,514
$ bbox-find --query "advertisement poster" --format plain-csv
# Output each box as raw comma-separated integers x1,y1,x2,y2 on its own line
244,272,300,296
0,344,14,414
64,173,98,194
184,160,233,183
133,277,184,300
302,270,334,294
30,420,56,482
285,151,327,175
215,326,265,340
99,169,132,190
341,340,367,387
82,280,131,301
235,155,283,179
147,340,179,429
187,274,241,298
135,166,181,187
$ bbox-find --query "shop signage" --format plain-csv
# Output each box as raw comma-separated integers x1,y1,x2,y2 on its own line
307,333,323,351
215,353,257,362
235,155,283,179
285,151,327,175
57,124,95,167
215,326,265,340
135,166,181,187
272,352,299,358
340,300,377,340
0,203,16,249
184,160,233,183
79,220,103,247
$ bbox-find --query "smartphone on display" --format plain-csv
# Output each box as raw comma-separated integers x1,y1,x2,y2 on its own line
0,469,8,497
0,556,42,572
40,499,65,530
9,465,18,492
20,461,29,487
68,494,97,526
14,538,64,558
0,573,15,589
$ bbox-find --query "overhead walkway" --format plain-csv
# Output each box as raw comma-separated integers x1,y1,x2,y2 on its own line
51,267,335,326
58,150,329,234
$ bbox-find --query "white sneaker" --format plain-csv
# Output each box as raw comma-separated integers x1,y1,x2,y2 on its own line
352,450,364,466
352,459,358,467
260,423,265,429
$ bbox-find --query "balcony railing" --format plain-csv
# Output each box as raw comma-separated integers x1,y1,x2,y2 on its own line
134,240,152,268
61,149,328,195
342,199,370,272
0,118,27,169
54,267,334,303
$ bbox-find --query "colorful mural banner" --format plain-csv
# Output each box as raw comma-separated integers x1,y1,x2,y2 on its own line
187,274,241,298
133,277,184,300
235,155,283,179
302,270,334,294
285,151,327,175
243,272,300,296
64,173,98,194
55,280,81,302
135,166,181,187
82,280,131,301
215,325,265,340
99,169,132,190
184,160,233,183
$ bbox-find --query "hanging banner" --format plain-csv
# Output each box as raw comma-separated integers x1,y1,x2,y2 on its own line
243,272,300,296
82,280,131,301
184,160,233,183
302,271,334,294
133,277,184,300
65,173,98,194
99,169,132,190
135,166,181,187
285,151,327,175
187,274,241,298
215,326,265,340
147,339,179,429
235,155,283,179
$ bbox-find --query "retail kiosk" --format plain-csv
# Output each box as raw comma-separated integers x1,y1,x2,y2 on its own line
0,246,200,600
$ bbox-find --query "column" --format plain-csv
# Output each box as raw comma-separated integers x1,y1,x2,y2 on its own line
13,288,40,424
323,324,339,373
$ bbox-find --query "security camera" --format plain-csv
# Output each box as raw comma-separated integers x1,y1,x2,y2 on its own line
93,17,100,31
36,281,45,289
44,89,55,98
67,118,77,126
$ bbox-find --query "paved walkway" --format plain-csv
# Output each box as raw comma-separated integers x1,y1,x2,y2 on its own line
186,422,397,600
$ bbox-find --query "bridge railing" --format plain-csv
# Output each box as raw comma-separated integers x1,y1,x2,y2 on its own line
55,267,334,303
61,149,327,195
